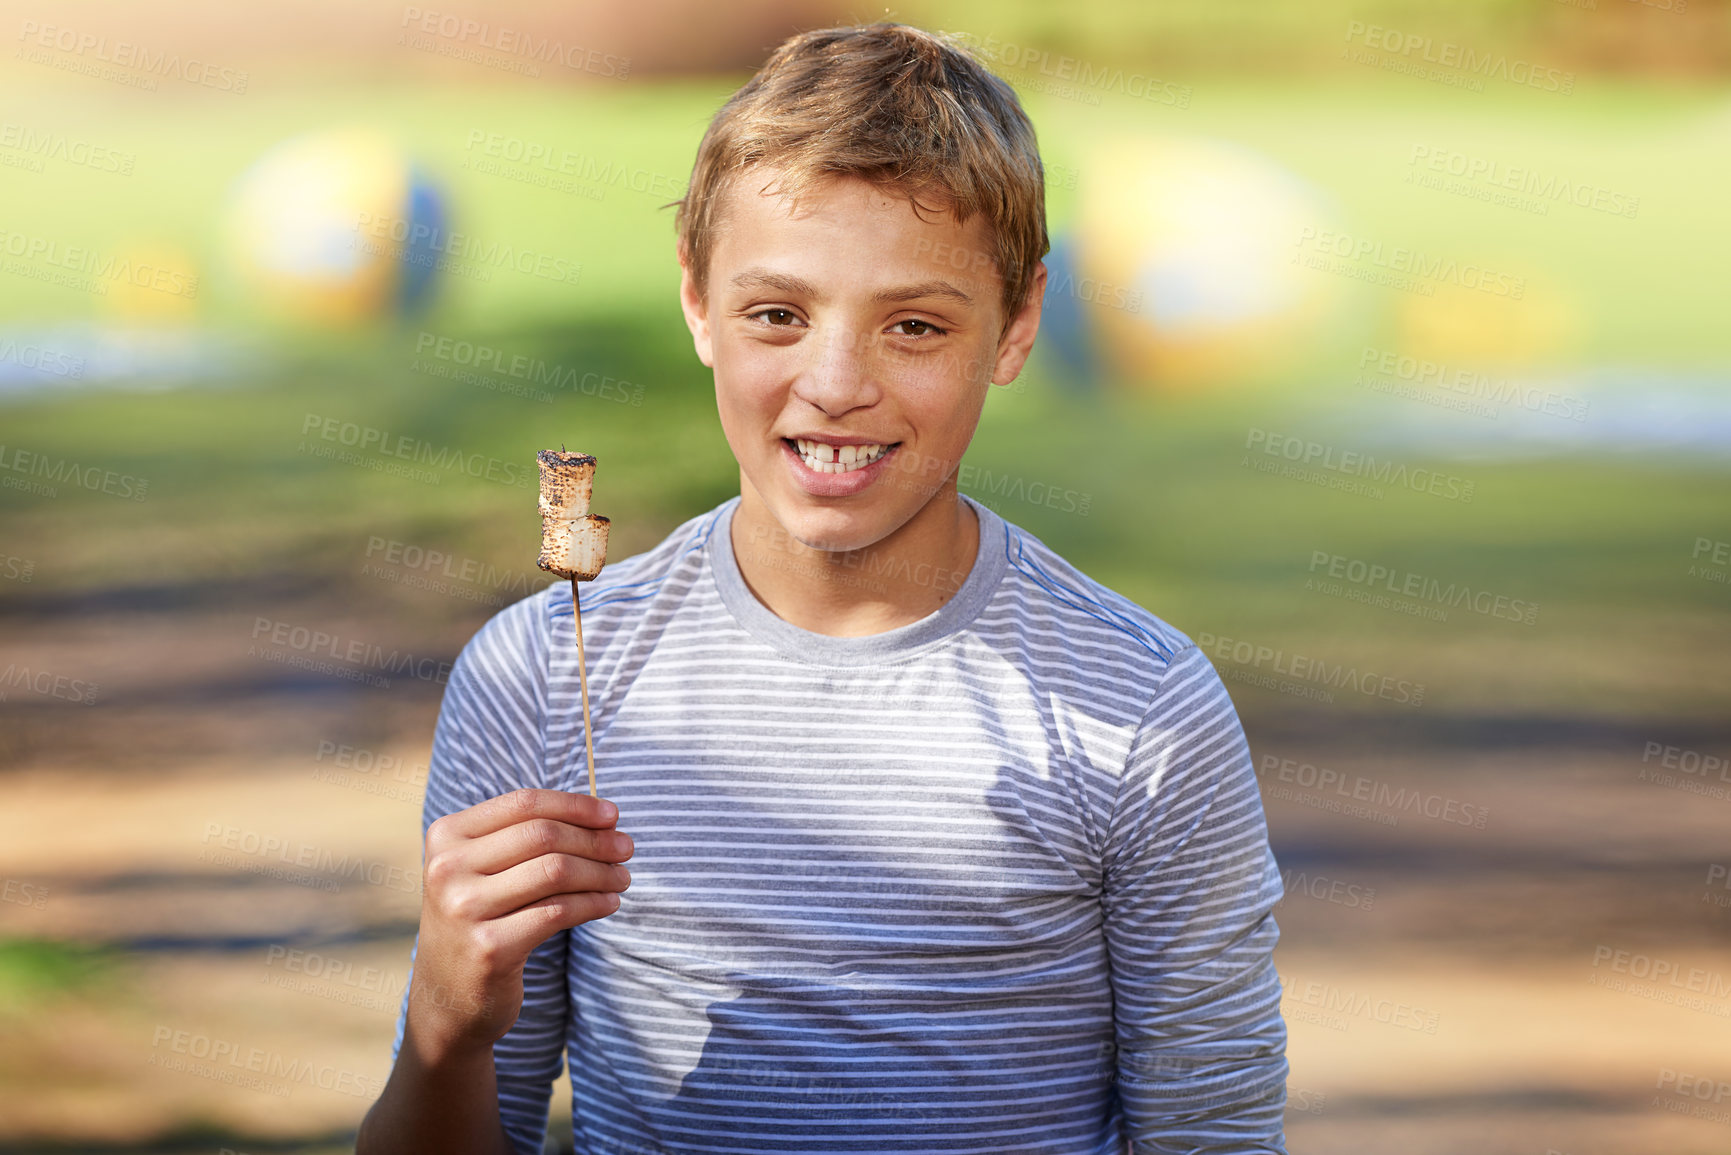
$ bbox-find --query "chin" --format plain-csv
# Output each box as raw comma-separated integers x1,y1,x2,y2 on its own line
777,506,880,553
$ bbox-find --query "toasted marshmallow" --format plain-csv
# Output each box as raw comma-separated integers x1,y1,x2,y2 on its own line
539,513,610,580
537,450,596,518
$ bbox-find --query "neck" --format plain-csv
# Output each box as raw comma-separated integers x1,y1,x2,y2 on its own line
729,481,981,637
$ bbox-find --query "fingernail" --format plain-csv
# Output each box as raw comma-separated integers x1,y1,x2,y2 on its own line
599,799,618,823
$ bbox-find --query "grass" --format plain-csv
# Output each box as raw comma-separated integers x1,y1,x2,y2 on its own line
0,938,122,1013
0,71,1726,725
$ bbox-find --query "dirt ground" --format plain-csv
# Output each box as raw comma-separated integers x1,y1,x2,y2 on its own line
2,583,1728,1154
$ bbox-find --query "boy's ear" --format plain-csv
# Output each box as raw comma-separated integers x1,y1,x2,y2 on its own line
990,260,1047,387
677,243,715,369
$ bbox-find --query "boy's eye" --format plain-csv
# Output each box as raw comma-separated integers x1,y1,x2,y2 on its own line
892,318,946,337
751,308,801,326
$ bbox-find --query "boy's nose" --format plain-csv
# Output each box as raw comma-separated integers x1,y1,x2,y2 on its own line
793,327,882,414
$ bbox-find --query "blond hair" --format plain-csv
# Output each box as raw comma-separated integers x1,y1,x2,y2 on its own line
671,22,1048,325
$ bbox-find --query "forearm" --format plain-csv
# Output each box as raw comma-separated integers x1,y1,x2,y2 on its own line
356,1026,516,1155
1118,1036,1288,1154
1105,646,1291,1153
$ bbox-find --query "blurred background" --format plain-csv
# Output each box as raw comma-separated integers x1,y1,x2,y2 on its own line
0,0,1727,1151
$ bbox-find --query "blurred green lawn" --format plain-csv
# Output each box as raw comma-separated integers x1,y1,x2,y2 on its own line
2,74,1727,724
1,34,1729,1155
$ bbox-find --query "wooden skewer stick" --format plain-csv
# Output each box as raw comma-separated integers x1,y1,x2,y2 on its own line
536,448,607,796
571,575,597,797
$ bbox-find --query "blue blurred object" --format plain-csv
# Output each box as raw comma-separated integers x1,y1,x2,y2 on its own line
0,324,251,402
1036,231,1100,394
224,128,448,326
1066,134,1349,393
397,165,447,315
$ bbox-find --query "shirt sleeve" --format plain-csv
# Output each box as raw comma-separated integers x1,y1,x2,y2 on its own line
1101,643,1289,1154
390,593,571,1155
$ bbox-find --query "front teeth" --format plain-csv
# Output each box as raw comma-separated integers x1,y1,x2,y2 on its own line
793,438,890,474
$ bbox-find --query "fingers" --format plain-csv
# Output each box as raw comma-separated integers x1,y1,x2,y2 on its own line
427,889,623,997
453,853,631,924
461,817,634,877
484,890,625,958
430,789,619,844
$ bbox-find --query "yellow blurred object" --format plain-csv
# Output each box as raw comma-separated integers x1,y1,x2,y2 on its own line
224,127,445,326
103,242,200,322
1071,134,1349,392
1395,271,1579,367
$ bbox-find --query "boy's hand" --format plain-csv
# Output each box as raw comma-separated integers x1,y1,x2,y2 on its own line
408,789,633,1060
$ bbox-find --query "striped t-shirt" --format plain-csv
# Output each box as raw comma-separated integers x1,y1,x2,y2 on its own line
393,493,1289,1154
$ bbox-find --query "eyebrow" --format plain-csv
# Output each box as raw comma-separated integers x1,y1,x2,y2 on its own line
728,268,974,308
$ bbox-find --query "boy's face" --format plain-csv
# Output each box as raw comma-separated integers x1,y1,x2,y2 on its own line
678,167,1044,554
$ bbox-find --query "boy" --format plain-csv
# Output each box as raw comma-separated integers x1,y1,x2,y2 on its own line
359,22,1288,1155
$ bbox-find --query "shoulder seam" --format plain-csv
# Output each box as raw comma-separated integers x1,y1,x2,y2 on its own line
1103,642,1213,881
1001,524,1177,662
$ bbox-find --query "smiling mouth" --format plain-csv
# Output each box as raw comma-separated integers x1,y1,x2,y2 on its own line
784,438,900,474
